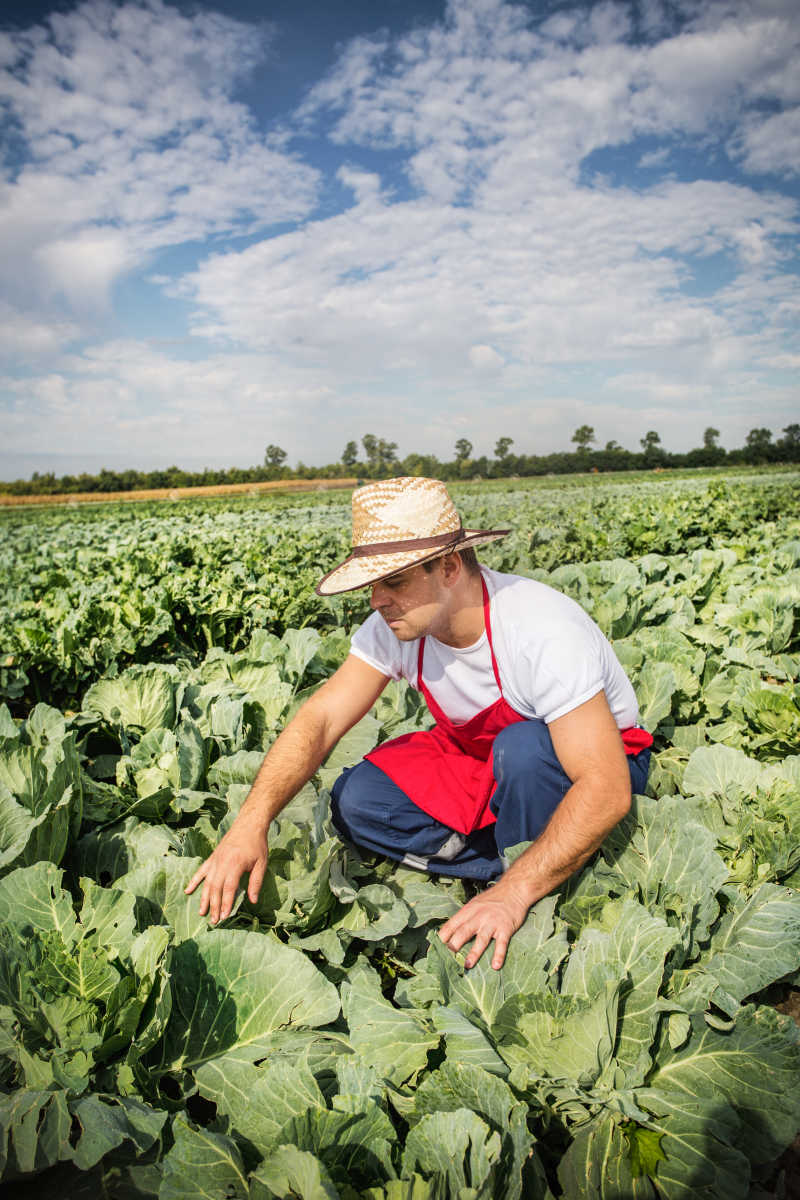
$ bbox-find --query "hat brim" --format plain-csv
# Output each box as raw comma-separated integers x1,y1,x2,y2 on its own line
315,529,510,596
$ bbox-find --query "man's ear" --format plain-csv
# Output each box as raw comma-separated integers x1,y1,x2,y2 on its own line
441,552,462,586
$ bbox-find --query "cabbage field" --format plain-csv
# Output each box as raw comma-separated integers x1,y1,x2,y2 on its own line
1,469,799,1199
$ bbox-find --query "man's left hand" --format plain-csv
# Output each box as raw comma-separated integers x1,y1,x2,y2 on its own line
438,876,532,970
439,692,634,971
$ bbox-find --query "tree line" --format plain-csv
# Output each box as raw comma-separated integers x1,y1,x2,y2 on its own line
2,425,798,496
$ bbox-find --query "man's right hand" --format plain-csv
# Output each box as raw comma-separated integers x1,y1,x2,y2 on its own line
183,657,390,925
184,815,268,924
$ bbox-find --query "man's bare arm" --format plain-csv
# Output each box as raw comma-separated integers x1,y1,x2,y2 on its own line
438,691,632,969
185,655,389,923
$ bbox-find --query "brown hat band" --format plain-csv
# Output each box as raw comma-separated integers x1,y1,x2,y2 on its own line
350,529,465,557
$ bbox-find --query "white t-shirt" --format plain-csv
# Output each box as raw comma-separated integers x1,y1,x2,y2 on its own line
350,567,639,728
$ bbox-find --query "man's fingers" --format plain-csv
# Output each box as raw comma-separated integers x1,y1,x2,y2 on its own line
247,857,267,903
439,908,457,936
441,915,509,970
198,881,212,917
439,885,529,971
439,916,472,954
439,904,493,960
208,878,232,921
216,879,240,924
186,830,267,925
438,914,458,943
184,864,207,895
439,903,479,947
463,927,494,970
490,931,510,971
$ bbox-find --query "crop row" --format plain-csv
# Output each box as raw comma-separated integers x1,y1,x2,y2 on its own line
2,472,798,715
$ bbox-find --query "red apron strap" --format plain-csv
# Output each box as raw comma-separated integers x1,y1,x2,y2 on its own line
480,573,503,693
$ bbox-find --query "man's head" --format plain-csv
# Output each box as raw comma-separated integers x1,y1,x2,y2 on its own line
369,548,482,641
315,477,508,597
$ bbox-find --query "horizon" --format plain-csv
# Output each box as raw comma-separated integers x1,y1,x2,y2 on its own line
1,423,795,485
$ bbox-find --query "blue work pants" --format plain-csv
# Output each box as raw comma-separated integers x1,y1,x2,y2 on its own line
330,719,651,881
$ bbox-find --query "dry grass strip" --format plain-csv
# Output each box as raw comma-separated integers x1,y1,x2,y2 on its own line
0,478,358,508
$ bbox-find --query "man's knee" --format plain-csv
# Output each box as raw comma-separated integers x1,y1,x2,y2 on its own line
329,761,371,836
493,720,562,786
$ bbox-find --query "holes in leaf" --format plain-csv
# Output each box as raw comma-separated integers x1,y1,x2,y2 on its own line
159,1074,181,1101
185,1092,217,1126
68,1113,83,1149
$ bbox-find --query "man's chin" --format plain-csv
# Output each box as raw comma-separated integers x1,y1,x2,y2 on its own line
386,618,416,640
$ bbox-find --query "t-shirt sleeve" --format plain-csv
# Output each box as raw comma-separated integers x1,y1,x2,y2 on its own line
349,611,405,680
522,622,606,724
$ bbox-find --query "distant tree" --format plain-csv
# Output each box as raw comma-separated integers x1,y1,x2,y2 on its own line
402,451,442,478
494,436,514,460
572,425,595,453
686,426,726,467
380,439,399,468
362,434,378,467
739,427,775,465
264,444,287,468
362,434,398,475
640,431,661,454
745,428,772,453
454,438,473,462
342,440,358,468
605,440,622,452
779,424,800,449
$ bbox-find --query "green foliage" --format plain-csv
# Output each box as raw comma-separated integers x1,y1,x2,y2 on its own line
264,445,287,469
624,1123,666,1178
572,424,595,452
0,470,799,1195
3,471,798,716
362,434,398,475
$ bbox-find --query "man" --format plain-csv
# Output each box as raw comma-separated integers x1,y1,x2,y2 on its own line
186,477,651,969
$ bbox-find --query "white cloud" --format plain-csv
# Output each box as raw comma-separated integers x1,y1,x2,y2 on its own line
638,146,671,168
33,229,138,310
299,0,800,202
0,303,80,358
337,165,384,203
2,329,796,467
730,107,800,176
0,340,337,462
603,372,715,403
0,0,319,320
469,344,504,369
176,172,795,388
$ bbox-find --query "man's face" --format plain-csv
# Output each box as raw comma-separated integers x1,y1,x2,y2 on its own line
369,561,447,641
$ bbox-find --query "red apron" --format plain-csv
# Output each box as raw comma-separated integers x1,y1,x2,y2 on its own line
365,576,653,836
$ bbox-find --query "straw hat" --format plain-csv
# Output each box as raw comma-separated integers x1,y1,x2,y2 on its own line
316,477,509,596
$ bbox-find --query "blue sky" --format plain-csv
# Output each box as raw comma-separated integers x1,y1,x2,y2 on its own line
0,0,798,478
